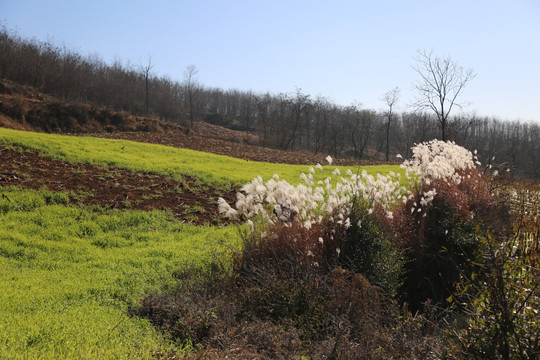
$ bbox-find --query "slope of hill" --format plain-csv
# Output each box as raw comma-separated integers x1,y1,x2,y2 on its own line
0,78,371,167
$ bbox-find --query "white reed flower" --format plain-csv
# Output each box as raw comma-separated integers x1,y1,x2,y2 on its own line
326,155,333,165
246,220,254,233
217,197,230,214
219,140,480,237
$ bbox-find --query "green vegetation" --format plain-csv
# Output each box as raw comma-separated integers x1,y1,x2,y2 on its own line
0,128,406,358
0,127,400,186
0,187,239,359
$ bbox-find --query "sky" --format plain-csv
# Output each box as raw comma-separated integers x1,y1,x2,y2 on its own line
1,0,539,122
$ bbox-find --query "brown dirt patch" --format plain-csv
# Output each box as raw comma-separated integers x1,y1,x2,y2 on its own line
85,122,375,167
0,145,237,225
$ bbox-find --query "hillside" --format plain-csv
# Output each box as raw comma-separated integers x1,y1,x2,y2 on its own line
0,78,367,167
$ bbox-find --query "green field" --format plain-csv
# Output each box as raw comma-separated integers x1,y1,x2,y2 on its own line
0,187,240,359
0,128,402,358
0,128,399,186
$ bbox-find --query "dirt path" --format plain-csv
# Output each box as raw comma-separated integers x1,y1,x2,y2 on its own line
0,145,237,225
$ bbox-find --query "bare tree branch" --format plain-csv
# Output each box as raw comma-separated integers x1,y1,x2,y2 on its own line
184,65,199,128
139,55,154,115
412,49,476,141
382,87,400,162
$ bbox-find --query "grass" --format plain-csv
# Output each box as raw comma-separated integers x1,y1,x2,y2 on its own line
0,127,401,186
0,187,240,359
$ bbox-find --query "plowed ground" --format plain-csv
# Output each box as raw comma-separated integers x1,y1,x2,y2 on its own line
0,145,237,225
86,121,365,166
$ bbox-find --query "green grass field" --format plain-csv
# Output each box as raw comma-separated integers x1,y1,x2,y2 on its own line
0,127,400,186
0,187,239,359
0,128,403,358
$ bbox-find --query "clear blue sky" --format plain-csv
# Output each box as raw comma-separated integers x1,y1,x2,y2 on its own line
2,0,539,122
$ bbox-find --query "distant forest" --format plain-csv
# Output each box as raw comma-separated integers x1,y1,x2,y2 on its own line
1,27,538,179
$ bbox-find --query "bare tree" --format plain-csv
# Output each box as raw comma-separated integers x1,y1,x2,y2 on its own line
254,93,273,147
349,108,375,160
184,64,199,128
412,50,476,141
240,91,255,143
139,56,154,115
289,89,311,150
311,97,332,154
382,87,400,161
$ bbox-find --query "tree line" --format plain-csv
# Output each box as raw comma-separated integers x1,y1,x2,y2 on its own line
0,27,538,178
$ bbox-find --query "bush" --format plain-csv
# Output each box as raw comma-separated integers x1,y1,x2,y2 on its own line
393,176,485,310
0,94,27,120
134,140,526,358
219,140,505,309
449,228,539,359
387,143,512,311
132,232,442,359
341,203,405,296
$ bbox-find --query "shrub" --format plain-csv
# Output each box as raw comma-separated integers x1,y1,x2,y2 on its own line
218,154,410,295
135,140,520,358
449,232,540,359
0,94,27,120
219,140,502,308
129,259,233,351
392,175,484,310
389,142,512,310
133,240,442,359
340,203,405,295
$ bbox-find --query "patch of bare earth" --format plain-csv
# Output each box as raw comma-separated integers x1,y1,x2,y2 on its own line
85,121,374,166
0,145,237,225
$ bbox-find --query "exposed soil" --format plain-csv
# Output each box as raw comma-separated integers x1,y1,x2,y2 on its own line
0,145,237,225
84,121,371,167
